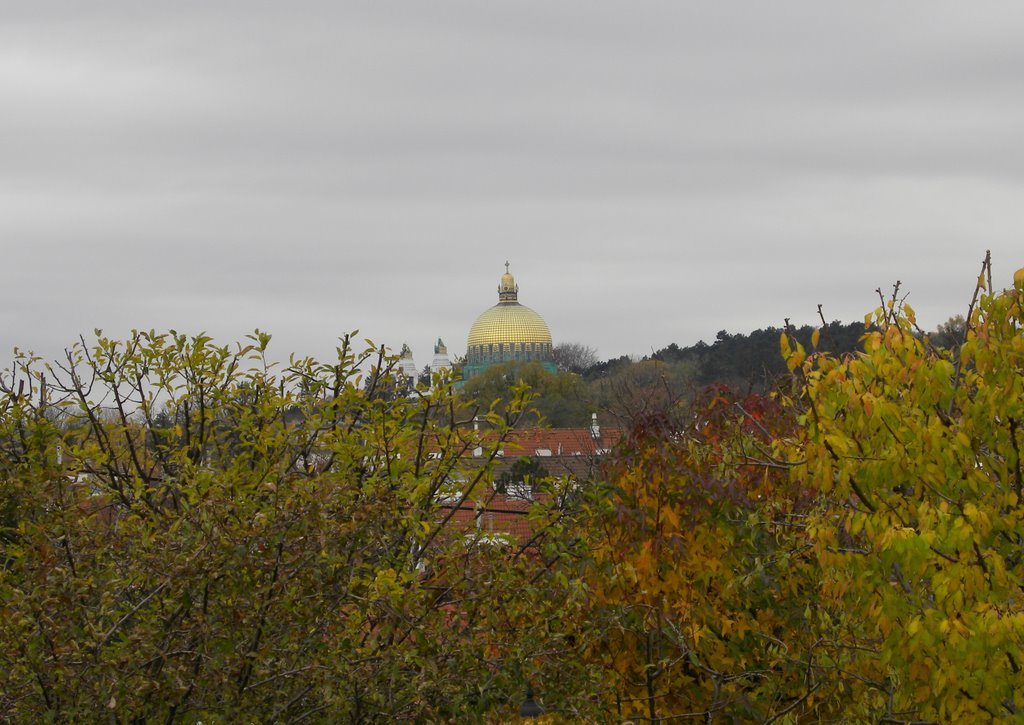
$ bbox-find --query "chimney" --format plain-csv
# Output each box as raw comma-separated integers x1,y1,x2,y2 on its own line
590,412,600,441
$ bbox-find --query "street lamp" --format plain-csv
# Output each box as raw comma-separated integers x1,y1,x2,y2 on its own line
519,684,544,718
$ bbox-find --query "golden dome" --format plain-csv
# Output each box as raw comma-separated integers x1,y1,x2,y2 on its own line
467,302,553,349
465,264,554,371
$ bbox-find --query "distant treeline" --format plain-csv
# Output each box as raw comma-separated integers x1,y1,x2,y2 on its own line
583,320,868,390
458,316,967,427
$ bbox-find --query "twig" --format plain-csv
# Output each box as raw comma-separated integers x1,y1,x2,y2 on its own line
97,580,169,651
950,251,991,412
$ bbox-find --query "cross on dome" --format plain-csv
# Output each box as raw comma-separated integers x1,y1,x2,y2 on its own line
499,262,518,301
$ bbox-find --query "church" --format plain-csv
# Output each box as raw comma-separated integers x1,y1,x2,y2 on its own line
399,263,557,383
462,262,557,380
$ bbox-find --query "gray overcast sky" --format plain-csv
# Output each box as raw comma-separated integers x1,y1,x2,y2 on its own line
3,2,1023,369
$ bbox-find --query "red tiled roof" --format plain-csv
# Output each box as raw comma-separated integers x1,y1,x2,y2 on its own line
434,425,623,546
439,493,537,546
500,426,621,457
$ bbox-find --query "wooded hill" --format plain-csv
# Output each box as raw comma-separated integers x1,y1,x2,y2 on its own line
460,321,868,428
459,316,967,428
585,319,867,388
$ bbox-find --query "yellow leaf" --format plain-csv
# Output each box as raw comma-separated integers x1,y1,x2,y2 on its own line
786,344,806,372
636,545,652,576
811,327,821,350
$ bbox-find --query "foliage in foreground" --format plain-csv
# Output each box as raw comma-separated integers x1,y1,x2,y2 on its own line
0,333,581,722
793,270,1024,720
575,387,825,721
570,262,1024,721
2,262,1023,723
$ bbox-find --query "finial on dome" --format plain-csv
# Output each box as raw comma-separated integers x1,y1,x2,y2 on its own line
499,262,519,302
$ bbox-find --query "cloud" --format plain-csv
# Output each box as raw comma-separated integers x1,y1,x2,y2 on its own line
2,2,1023,367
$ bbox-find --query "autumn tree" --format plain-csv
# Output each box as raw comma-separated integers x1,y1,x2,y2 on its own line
552,341,599,374
571,385,832,721
0,330,582,723
927,313,967,350
785,261,1024,720
572,259,1024,721
458,360,593,428
588,358,697,426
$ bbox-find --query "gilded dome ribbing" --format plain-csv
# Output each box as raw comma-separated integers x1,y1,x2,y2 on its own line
467,304,553,349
